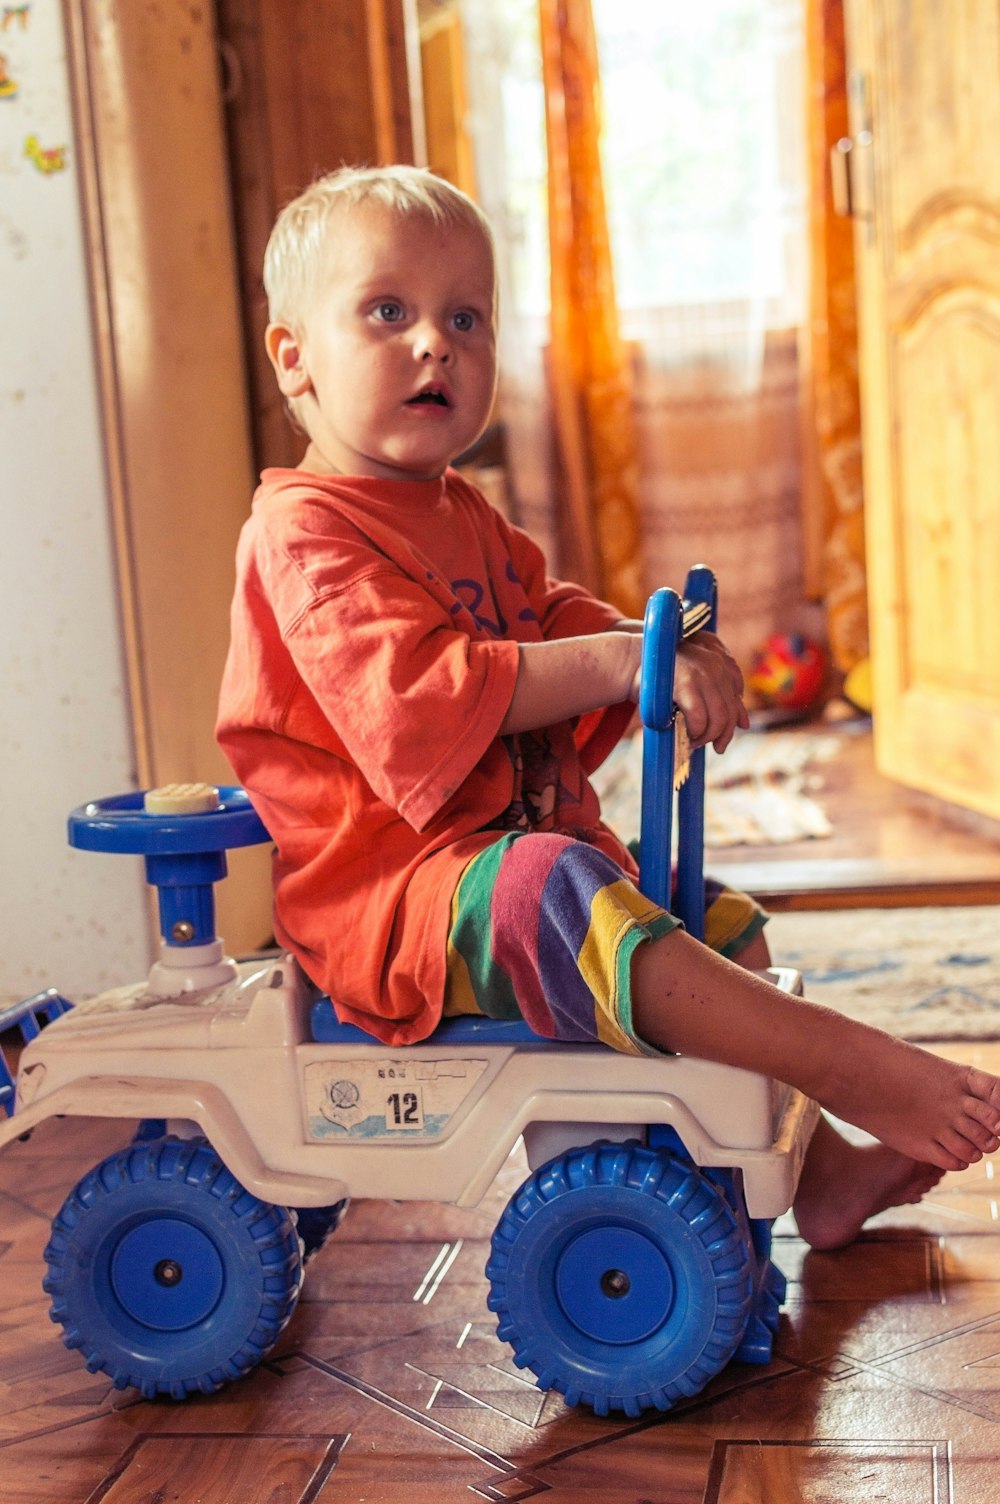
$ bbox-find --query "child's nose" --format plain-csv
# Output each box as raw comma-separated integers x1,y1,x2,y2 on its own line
414,322,452,363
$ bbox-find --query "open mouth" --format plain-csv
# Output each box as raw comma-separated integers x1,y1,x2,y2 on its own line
407,387,450,409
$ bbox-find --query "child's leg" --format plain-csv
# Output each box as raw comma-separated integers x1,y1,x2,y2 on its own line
631,927,1000,1175
445,833,1000,1245
726,926,770,971
791,1114,944,1250
715,924,947,1248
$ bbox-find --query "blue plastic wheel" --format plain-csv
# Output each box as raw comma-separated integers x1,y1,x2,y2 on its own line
42,1138,303,1399
486,1141,754,1417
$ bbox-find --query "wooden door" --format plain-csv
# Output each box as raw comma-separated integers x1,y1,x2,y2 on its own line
65,0,273,954
844,0,1000,819
216,0,425,473
65,2,424,955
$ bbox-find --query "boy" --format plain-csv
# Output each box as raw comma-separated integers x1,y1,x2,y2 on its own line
218,165,1000,1253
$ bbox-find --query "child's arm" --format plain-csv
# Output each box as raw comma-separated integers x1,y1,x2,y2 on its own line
499,628,748,753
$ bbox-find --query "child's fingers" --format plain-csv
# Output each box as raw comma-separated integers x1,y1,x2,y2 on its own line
682,631,745,694
673,644,748,752
711,722,738,754
682,693,742,752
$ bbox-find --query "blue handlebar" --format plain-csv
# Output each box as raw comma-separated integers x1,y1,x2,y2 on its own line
638,588,683,733
638,566,718,940
638,590,682,912
674,567,717,941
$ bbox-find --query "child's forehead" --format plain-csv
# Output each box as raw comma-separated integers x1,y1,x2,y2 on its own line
321,201,495,292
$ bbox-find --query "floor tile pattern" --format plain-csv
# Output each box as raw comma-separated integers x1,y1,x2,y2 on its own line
2,1043,1000,1502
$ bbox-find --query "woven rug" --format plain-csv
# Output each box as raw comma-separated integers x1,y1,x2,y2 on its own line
592,729,838,849
765,905,1000,1041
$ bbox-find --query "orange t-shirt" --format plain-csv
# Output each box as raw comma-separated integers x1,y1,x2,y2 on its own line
216,467,634,1043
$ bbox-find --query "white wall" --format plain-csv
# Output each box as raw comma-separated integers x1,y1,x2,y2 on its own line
1,3,152,1001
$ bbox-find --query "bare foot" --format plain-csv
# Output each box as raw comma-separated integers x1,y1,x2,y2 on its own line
631,932,1000,1173
793,1116,944,1250
814,1033,1000,1172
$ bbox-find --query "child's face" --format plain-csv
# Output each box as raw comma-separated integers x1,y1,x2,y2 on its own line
267,203,497,482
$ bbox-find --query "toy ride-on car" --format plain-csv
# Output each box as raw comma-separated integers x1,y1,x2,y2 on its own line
0,567,817,1415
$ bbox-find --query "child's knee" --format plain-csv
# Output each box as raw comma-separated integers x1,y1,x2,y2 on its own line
730,928,772,971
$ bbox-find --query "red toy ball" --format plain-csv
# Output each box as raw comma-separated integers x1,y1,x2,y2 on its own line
748,632,828,711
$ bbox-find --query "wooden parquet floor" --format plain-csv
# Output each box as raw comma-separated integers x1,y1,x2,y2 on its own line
3,1042,1000,1503
4,729,1000,1501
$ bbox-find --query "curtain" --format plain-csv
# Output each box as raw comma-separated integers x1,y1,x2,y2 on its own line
459,0,561,567
801,0,868,674
461,0,813,668
539,0,645,620
632,330,806,669
599,1,810,668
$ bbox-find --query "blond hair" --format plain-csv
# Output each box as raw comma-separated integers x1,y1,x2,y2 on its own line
263,164,495,328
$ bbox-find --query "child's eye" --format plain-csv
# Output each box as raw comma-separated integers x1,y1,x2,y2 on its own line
373,300,405,323
452,310,476,333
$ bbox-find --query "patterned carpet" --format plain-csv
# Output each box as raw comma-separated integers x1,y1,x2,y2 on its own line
592,728,838,849
767,905,1000,1040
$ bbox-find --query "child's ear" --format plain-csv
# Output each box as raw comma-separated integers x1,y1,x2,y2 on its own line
265,322,312,398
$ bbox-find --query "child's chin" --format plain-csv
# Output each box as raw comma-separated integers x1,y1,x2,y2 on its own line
377,453,450,482
391,443,462,476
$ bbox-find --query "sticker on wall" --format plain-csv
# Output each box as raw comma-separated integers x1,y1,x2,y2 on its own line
1,5,31,32
24,134,67,174
0,52,17,98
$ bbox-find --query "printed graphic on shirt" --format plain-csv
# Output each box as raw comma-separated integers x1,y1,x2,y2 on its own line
451,577,508,637
490,731,582,832
448,559,538,637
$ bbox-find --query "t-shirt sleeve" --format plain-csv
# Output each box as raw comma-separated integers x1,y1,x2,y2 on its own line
282,563,521,832
495,513,628,640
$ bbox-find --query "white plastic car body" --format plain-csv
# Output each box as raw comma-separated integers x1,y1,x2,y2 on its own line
2,956,816,1221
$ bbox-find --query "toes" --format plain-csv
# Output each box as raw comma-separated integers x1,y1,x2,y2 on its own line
937,1125,986,1166
966,1067,1000,1117
929,1138,968,1172
959,1103,1000,1152
965,1093,1000,1137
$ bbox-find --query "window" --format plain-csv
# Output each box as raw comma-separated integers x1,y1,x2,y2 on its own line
463,0,805,326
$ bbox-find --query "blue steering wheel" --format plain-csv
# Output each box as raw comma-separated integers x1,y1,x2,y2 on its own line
67,788,270,856
67,788,271,950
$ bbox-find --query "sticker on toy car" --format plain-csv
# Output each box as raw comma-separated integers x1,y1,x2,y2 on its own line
303,1057,489,1141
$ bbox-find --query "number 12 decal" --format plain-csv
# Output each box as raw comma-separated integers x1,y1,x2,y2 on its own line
385,1088,424,1130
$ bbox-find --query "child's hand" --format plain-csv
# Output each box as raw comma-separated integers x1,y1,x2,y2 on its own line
672,631,749,753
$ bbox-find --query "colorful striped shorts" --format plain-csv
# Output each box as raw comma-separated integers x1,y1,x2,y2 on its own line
442,831,768,1056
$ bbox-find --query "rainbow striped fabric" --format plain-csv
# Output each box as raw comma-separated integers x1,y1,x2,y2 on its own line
442,831,765,1055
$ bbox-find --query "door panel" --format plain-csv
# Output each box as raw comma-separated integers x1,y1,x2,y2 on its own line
846,0,1000,818
879,3,1000,254
897,296,1000,696
66,0,273,954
